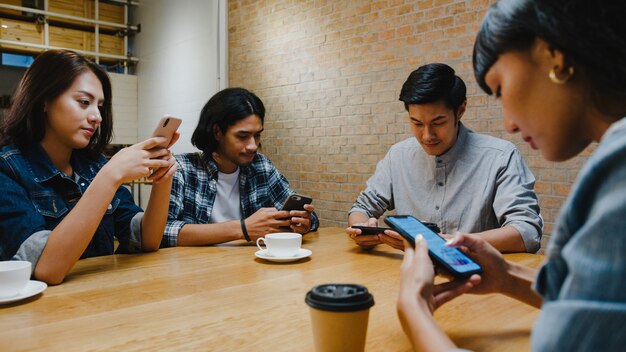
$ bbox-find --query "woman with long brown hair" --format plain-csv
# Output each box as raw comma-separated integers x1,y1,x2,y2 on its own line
0,50,178,285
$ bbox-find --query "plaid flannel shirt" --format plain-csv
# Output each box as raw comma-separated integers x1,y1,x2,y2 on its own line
163,152,319,246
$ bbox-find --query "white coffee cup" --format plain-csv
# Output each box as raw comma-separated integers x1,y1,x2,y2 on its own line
0,260,31,298
256,232,302,257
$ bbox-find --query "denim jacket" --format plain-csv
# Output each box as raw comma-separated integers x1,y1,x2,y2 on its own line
532,117,626,351
0,144,143,269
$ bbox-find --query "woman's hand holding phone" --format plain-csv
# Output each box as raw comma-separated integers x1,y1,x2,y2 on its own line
398,236,481,315
443,233,517,296
103,138,175,185
146,116,182,183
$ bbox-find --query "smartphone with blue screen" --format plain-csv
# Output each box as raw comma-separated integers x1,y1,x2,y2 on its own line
384,215,482,278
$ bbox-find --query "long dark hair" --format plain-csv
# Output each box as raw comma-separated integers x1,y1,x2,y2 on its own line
0,50,113,154
473,0,626,114
191,87,265,154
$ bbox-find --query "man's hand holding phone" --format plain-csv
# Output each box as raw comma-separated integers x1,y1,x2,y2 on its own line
378,228,406,251
346,217,386,248
278,194,315,234
287,203,315,234
244,207,293,240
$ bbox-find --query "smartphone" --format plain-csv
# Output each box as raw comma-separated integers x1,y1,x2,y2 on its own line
281,194,312,211
151,115,182,147
384,215,482,278
351,226,392,235
422,222,441,234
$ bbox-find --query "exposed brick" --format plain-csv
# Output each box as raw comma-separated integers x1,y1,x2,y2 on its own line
229,0,586,249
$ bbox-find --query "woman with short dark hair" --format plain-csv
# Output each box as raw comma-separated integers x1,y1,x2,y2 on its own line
397,0,626,350
0,50,179,285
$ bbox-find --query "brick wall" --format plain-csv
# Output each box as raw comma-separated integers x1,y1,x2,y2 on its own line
228,0,593,247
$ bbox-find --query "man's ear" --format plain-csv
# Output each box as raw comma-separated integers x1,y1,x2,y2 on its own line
213,125,222,141
456,100,467,121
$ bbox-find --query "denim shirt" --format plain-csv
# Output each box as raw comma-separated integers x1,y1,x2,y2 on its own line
0,144,144,269
532,117,626,350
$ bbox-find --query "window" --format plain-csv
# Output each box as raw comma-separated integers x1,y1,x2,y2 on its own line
1,52,34,67
0,0,139,74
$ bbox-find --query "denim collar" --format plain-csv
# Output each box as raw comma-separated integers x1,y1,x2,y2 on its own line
21,145,100,183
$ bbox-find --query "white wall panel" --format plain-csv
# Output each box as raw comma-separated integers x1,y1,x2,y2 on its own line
110,73,138,145
134,0,227,206
135,0,227,154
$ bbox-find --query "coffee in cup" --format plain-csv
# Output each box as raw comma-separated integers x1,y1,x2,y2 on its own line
0,260,31,298
256,232,302,257
305,283,375,352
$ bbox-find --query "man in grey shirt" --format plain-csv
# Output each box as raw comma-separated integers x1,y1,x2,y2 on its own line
347,63,542,253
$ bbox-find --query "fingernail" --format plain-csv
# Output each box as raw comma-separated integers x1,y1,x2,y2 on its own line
415,234,423,244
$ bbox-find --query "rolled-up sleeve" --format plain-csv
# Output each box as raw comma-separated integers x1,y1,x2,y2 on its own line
349,150,395,219
494,148,543,253
163,167,187,247
112,185,144,254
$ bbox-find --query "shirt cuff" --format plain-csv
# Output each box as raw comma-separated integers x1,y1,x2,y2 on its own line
309,212,320,232
506,221,542,253
128,212,144,253
162,220,187,247
12,230,51,274
348,208,371,218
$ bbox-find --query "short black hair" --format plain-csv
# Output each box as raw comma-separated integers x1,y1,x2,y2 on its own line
0,50,113,154
191,87,265,154
473,0,626,113
398,63,467,114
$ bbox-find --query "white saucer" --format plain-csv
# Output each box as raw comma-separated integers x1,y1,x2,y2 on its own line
255,248,312,262
0,280,47,305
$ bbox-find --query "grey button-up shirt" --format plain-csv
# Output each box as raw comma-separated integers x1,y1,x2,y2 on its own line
349,123,543,252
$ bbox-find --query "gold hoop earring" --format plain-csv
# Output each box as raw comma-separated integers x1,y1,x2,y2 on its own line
549,65,574,84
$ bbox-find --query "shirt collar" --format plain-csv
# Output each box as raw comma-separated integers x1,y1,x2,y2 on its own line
432,122,469,165
202,152,254,179
23,145,100,183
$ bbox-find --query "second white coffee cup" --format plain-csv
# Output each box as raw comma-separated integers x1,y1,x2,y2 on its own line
257,232,302,257
0,260,31,298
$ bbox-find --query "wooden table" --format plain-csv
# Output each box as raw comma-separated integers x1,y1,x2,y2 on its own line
0,228,543,351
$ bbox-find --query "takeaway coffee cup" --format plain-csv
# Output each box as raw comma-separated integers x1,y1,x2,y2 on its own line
305,284,375,352
0,260,31,298
256,232,302,257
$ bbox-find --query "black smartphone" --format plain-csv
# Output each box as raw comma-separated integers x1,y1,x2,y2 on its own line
280,194,312,211
422,222,441,234
384,215,482,278
351,226,392,235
